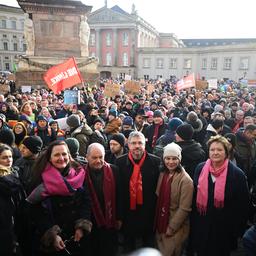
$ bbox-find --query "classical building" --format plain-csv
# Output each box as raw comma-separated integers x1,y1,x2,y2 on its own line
138,42,256,81
0,4,25,71
1,2,256,82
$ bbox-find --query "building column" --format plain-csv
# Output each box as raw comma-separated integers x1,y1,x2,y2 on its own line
95,28,101,65
113,28,118,66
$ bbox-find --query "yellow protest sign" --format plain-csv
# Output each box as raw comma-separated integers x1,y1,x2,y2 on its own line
104,83,120,98
124,80,140,95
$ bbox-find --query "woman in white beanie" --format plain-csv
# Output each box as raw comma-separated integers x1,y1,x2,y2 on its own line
155,142,193,256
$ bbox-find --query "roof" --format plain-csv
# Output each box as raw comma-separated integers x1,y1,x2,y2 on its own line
110,5,129,16
182,38,256,47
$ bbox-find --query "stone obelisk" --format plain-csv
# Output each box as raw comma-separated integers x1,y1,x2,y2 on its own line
16,0,99,88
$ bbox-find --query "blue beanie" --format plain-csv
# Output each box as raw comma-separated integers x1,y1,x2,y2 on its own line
123,116,133,126
168,117,183,131
109,109,118,118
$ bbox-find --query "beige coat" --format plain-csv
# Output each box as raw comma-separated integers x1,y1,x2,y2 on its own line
156,168,193,256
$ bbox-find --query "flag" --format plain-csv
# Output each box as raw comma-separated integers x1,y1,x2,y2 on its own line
43,57,82,94
176,73,195,92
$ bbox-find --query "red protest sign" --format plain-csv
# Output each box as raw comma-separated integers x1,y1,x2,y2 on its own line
43,57,82,94
176,73,195,92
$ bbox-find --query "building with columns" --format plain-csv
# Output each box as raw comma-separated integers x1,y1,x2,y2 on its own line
0,4,25,72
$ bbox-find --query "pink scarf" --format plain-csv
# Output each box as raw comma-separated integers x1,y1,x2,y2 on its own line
152,120,163,148
196,159,228,215
27,163,85,203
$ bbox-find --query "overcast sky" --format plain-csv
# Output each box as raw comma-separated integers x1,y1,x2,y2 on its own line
2,0,256,39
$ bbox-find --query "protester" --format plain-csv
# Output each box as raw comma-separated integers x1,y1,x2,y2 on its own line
155,143,193,256
190,135,249,256
84,143,122,256
115,131,160,253
27,140,92,255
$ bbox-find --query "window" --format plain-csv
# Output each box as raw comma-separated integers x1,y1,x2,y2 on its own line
184,58,192,69
106,52,112,66
240,57,249,70
21,21,24,29
123,52,128,66
106,32,112,46
202,58,207,69
122,32,129,46
13,35,17,39
89,33,95,46
5,63,10,70
13,43,18,51
144,75,149,80
23,44,27,52
223,57,232,70
1,20,6,29
3,34,7,38
4,56,9,60
143,58,150,68
3,42,8,51
156,58,164,69
11,20,16,29
211,58,218,70
169,58,177,69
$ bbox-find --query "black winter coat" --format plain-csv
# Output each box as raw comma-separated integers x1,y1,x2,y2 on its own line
176,140,206,178
0,168,25,255
191,161,249,256
115,152,160,236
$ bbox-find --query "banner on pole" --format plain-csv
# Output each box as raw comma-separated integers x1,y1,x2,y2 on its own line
43,57,82,94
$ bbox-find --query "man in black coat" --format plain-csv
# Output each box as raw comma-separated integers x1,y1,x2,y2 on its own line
175,123,206,178
115,131,160,253
85,143,122,256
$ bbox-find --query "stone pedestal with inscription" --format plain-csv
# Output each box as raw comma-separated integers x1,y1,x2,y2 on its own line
16,0,99,87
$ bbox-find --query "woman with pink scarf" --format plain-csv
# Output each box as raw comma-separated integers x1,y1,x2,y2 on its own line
27,140,92,255
190,135,249,256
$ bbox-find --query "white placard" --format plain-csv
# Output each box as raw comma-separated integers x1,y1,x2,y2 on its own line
125,74,132,81
207,79,218,89
55,117,68,130
21,86,32,93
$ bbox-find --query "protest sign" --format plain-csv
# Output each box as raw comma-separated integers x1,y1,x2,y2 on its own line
125,74,132,81
55,117,68,130
207,79,218,89
196,80,208,91
124,80,140,95
147,84,155,94
21,86,32,93
104,83,120,98
0,84,10,94
176,73,195,91
64,90,80,104
248,80,256,87
44,57,82,94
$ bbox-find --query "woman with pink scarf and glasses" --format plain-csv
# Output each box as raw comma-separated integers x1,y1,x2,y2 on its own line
190,135,249,256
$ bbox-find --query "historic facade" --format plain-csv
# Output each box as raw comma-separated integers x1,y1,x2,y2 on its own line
1,2,256,82
0,4,25,71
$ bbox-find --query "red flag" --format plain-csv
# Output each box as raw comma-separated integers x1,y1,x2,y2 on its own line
176,73,195,92
43,57,82,94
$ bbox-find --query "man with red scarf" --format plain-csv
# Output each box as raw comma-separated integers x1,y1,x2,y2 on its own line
144,110,167,153
115,131,160,253
85,143,122,256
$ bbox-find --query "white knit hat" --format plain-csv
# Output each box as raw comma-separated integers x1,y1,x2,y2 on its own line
163,142,182,161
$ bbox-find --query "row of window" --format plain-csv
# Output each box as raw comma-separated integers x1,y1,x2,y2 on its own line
89,32,129,47
90,51,129,66
1,41,26,51
0,19,24,30
143,57,250,70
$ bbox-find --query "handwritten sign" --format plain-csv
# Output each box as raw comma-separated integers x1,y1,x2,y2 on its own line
104,83,120,98
124,80,140,95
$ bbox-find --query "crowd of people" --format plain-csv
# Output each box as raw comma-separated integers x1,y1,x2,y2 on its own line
1,77,256,256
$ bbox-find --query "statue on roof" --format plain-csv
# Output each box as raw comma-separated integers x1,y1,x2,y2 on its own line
24,13,35,56
105,0,108,8
131,3,137,15
79,15,90,57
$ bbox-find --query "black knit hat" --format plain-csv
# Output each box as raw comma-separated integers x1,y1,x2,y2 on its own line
65,138,79,157
0,128,15,146
66,114,81,128
110,133,125,147
23,136,43,154
176,123,194,141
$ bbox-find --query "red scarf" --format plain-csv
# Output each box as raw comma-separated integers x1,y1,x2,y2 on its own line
196,159,229,215
155,172,174,233
86,163,116,228
232,119,243,133
128,151,146,210
152,120,163,148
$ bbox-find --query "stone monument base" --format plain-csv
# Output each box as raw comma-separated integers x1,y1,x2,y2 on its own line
15,56,99,88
